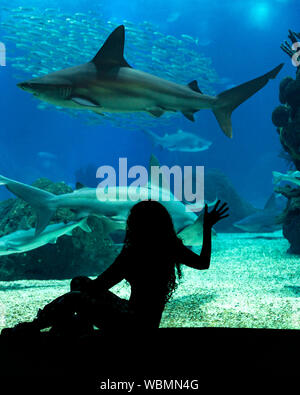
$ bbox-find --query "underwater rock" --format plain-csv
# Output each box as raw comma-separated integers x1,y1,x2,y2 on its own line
273,31,300,253
0,178,119,281
203,169,257,232
284,79,300,109
279,120,300,170
272,105,290,127
279,76,294,104
282,197,300,254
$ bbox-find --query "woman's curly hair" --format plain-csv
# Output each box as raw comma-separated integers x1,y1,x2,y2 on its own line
121,200,183,304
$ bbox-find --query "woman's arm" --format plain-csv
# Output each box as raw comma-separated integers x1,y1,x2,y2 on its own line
180,201,229,270
87,252,128,297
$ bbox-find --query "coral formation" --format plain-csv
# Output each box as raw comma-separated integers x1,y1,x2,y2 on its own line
0,178,119,280
272,105,290,128
274,185,300,254
273,30,300,253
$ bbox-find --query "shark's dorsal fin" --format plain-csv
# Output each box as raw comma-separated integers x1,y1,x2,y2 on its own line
92,25,132,70
148,154,160,173
187,80,203,94
76,182,86,190
148,154,162,188
264,193,287,211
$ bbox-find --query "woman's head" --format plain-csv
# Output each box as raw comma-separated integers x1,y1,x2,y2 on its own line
124,200,179,250
123,200,182,303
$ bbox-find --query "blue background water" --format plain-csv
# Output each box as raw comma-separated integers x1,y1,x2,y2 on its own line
0,0,299,208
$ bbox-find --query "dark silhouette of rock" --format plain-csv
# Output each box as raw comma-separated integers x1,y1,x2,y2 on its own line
203,169,257,232
285,79,300,109
272,105,290,127
274,31,300,254
279,76,294,104
275,186,300,254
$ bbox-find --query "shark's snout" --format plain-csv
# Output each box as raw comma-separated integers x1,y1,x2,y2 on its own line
17,81,35,92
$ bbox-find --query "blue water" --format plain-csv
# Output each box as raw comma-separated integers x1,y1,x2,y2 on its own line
0,0,299,207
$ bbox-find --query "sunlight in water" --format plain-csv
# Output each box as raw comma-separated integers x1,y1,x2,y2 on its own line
249,2,272,27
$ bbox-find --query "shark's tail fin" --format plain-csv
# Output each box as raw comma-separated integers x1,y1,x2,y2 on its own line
0,174,57,236
213,64,284,138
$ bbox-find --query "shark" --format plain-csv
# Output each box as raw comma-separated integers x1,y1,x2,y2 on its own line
143,129,212,152
0,218,91,256
234,193,286,233
17,25,284,138
0,174,214,246
272,170,300,187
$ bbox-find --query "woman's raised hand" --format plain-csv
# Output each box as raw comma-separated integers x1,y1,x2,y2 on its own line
203,200,229,228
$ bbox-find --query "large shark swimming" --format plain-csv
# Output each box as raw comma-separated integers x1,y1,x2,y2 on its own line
17,25,284,138
0,174,214,246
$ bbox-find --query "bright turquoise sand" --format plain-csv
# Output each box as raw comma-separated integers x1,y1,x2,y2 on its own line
1,233,299,331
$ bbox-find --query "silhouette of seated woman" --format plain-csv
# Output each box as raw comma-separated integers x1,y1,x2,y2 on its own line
3,199,228,335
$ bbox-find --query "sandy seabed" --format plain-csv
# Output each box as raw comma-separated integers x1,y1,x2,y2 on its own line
0,233,299,331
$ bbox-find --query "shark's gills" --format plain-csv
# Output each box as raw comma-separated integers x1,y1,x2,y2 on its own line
212,63,284,138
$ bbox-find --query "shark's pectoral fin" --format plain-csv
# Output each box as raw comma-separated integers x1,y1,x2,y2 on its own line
35,208,55,236
146,107,165,118
71,96,101,107
92,25,132,71
79,218,92,233
182,110,197,122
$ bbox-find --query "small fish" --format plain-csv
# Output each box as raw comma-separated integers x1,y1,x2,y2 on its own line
37,151,57,160
0,218,91,256
143,129,212,152
272,170,300,187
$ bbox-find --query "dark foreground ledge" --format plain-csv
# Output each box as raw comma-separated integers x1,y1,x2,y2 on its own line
0,327,299,391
